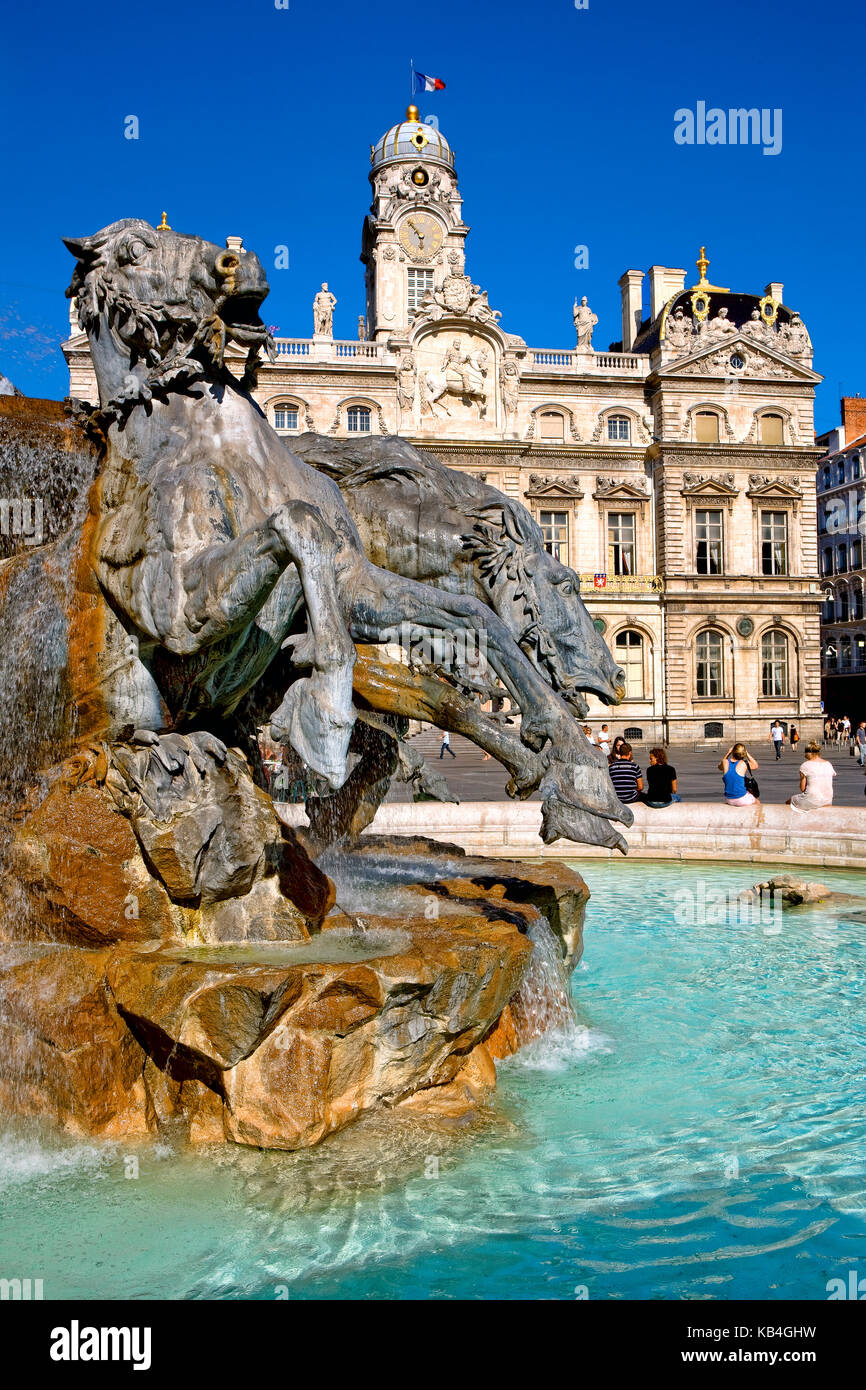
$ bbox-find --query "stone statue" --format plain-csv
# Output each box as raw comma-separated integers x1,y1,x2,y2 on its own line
781,313,810,357
665,306,693,353
397,350,417,410
357,314,367,341
703,306,737,340
742,307,771,343
500,357,520,418
423,340,490,418
313,282,336,336
573,296,598,350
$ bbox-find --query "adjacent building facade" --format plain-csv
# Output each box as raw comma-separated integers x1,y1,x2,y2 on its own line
63,105,825,743
817,396,866,714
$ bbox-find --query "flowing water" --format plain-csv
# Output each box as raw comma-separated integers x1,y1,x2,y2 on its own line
1,857,864,1301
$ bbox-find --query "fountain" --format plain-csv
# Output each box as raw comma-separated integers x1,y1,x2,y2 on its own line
0,218,628,1151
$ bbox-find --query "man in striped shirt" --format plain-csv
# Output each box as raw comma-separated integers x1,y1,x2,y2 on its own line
608,742,644,804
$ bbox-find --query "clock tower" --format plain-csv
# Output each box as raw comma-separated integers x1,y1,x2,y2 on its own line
362,105,467,340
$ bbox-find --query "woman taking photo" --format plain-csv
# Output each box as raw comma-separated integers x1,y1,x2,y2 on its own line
719,743,759,806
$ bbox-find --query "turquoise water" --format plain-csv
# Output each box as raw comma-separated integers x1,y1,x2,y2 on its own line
1,859,865,1301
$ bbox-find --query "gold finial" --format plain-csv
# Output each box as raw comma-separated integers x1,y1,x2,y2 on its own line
157,211,171,231
406,103,420,122
696,246,710,286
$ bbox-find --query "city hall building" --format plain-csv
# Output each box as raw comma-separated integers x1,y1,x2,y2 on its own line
63,106,825,743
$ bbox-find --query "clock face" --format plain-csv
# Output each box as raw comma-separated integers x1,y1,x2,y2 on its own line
398,212,444,263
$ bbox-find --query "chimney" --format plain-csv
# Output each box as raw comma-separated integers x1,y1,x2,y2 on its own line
618,270,644,351
765,281,784,302
648,265,687,322
841,396,866,444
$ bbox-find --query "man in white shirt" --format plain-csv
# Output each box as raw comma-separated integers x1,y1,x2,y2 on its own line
770,720,786,760
597,724,612,756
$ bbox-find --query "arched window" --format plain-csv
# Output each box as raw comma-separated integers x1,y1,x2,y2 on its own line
856,634,866,671
273,404,299,431
840,634,852,669
822,547,834,576
821,589,835,622
853,452,862,481
824,642,838,672
695,629,724,697
623,727,644,742
837,584,850,622
539,411,565,440
837,460,846,484
704,721,724,739
761,630,789,697
347,405,372,433
852,539,863,571
837,543,848,573
822,466,832,490
615,630,645,699
760,413,784,445
607,415,631,442
695,410,720,443
853,582,865,621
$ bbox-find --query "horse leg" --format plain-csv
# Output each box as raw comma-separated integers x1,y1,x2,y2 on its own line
352,647,630,852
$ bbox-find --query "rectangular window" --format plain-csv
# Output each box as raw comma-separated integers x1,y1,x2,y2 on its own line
608,512,636,575
761,510,788,575
407,269,434,314
539,510,568,566
274,407,299,431
695,508,724,574
695,412,720,443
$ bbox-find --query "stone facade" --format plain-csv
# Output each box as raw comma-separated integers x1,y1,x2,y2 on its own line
62,106,824,744
817,397,866,714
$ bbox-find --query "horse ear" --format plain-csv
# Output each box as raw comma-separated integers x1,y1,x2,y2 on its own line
63,236,98,263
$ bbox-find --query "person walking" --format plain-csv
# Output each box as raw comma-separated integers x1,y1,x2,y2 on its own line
719,743,759,806
789,723,800,751
642,747,680,807
770,720,786,760
856,721,866,768
788,741,836,811
608,742,644,804
439,730,456,759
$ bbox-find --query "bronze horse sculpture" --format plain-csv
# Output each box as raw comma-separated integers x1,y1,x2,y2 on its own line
1,218,630,851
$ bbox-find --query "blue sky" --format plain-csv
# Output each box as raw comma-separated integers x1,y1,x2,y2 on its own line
1,0,863,430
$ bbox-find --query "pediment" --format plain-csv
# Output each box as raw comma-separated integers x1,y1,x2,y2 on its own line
659,335,821,384
594,475,651,502
680,470,739,499
746,473,803,501
526,472,584,499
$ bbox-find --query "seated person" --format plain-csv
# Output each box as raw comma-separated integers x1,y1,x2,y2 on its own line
608,741,644,804
788,742,835,811
719,743,759,806
642,747,679,806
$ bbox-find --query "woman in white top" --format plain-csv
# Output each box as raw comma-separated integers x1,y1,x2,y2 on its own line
788,742,836,811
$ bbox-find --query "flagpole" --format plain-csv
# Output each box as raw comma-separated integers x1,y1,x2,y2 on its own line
410,58,414,99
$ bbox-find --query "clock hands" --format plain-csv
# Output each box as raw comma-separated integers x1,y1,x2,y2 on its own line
407,217,425,248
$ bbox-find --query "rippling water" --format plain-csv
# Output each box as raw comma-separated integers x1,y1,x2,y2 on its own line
1,858,864,1300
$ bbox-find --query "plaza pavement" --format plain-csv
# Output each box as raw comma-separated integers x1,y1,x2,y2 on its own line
386,729,866,809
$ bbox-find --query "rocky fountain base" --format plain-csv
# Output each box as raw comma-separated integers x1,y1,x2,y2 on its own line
0,735,588,1151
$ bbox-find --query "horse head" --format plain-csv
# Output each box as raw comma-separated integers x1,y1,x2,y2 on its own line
461,500,626,713
64,218,274,410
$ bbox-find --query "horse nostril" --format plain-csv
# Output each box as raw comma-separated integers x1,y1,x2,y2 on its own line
615,682,626,703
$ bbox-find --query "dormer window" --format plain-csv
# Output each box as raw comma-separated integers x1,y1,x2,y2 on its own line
608,415,631,442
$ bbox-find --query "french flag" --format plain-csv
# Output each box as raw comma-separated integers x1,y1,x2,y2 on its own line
414,70,446,93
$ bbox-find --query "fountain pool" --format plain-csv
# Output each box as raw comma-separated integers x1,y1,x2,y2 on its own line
1,858,863,1301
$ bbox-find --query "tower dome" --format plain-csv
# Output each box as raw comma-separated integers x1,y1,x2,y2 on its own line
371,105,454,171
